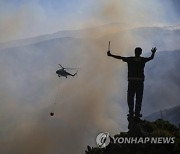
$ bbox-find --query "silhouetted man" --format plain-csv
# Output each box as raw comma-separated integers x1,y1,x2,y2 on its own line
107,47,157,117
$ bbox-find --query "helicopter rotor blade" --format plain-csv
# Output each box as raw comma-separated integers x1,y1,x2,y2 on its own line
58,64,80,70
64,67,80,70
58,64,64,69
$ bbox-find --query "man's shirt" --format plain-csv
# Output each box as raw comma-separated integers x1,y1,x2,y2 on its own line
122,57,151,81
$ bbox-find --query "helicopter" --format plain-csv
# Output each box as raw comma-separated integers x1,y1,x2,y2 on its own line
56,64,78,78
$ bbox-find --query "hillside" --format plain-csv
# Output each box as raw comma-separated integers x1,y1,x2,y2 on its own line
85,119,180,154
145,106,180,126
0,23,180,51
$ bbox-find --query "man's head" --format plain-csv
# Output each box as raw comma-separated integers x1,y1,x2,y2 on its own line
135,47,142,57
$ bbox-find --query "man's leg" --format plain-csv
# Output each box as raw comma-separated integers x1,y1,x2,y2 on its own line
135,81,144,117
127,81,135,116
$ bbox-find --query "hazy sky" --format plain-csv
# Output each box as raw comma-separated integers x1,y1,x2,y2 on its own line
0,0,180,42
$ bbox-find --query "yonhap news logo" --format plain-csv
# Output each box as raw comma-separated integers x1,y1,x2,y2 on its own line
96,132,175,147
96,132,110,148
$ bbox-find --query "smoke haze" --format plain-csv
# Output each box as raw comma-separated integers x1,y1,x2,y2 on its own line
0,0,179,154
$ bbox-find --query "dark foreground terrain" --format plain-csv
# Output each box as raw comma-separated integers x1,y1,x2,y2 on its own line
85,119,180,154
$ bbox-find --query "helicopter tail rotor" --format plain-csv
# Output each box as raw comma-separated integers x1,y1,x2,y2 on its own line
72,70,78,76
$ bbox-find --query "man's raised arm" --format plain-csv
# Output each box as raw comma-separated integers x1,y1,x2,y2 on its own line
107,51,124,60
145,47,157,62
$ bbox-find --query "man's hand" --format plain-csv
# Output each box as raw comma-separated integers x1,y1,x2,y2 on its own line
107,51,112,56
151,47,157,54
